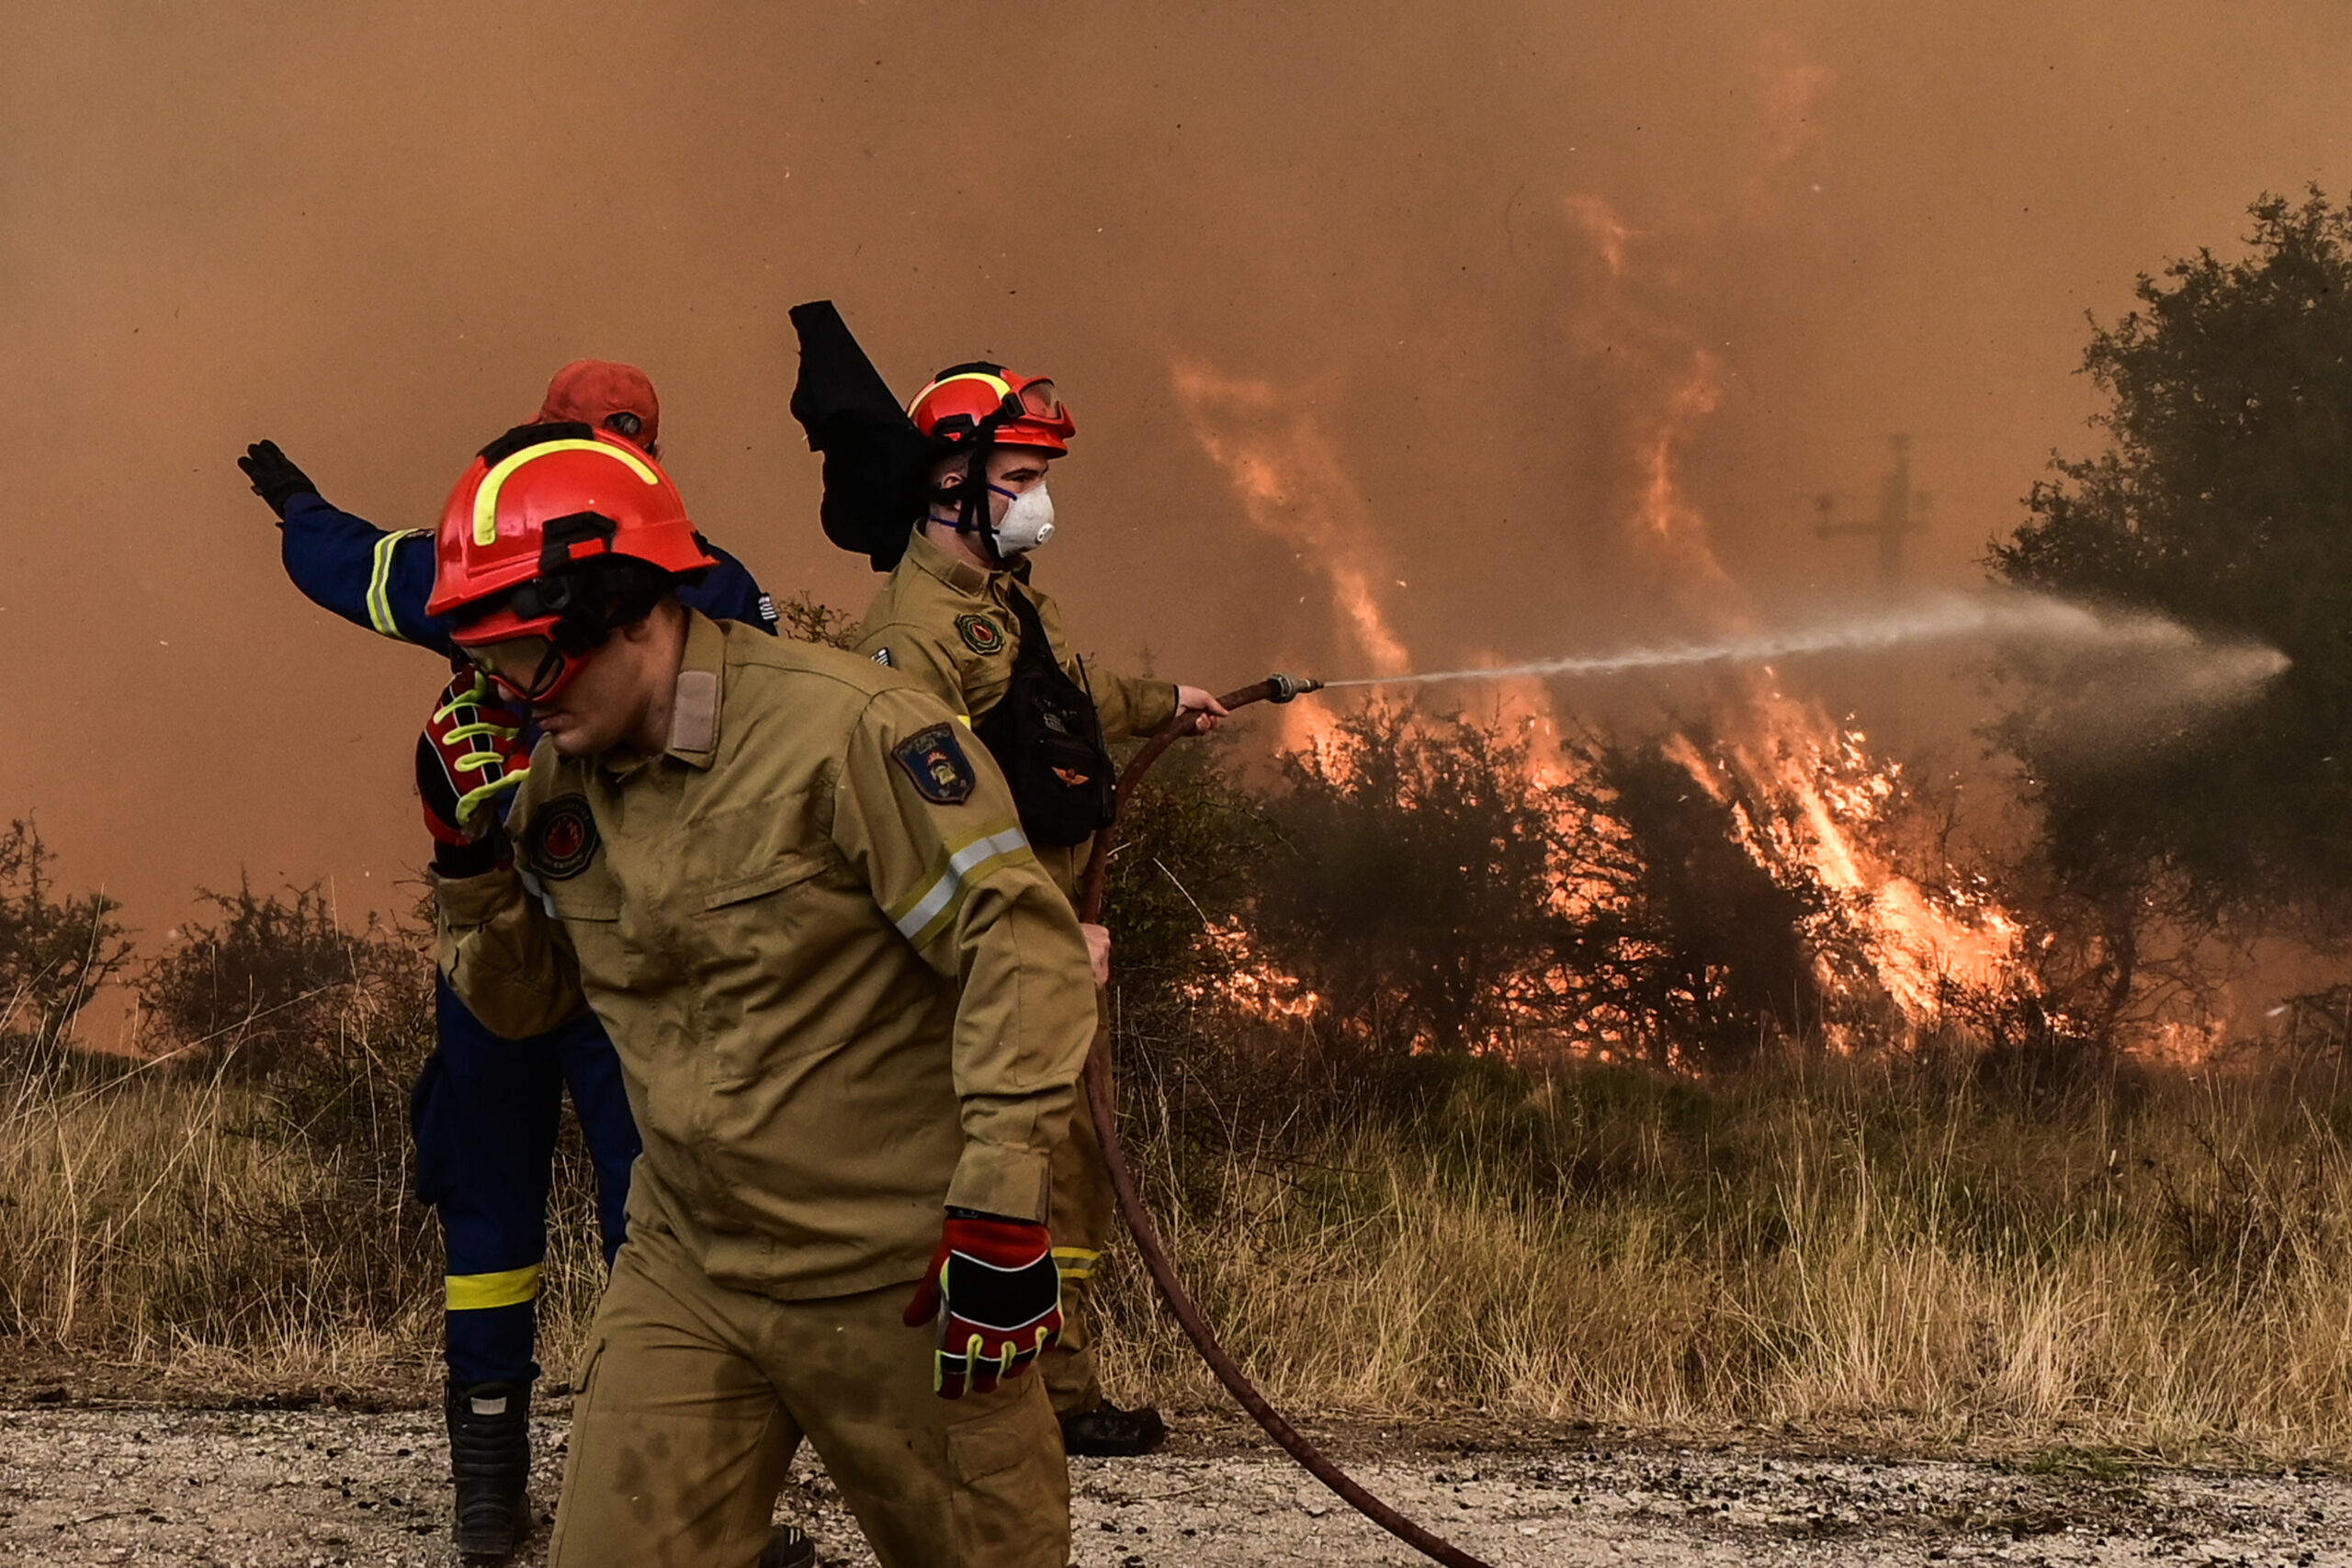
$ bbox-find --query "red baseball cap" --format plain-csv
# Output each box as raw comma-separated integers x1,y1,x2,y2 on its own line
536,359,661,448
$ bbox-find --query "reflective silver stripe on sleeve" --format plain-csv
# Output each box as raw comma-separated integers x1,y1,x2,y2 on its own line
892,826,1031,942
516,865,556,918
367,528,429,640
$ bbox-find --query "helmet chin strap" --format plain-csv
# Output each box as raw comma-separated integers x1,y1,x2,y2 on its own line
947,407,1018,570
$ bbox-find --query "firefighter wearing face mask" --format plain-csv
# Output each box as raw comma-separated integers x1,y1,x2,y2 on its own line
237,362,795,1565
424,425,1096,1568
849,363,1227,1458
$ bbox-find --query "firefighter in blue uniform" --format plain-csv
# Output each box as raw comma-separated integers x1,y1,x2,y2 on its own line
238,362,785,1562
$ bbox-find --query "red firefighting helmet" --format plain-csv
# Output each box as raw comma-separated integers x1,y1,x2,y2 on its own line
536,359,662,449
908,363,1076,456
425,424,715,643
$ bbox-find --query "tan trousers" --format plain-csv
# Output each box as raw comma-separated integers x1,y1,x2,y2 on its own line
548,1215,1069,1568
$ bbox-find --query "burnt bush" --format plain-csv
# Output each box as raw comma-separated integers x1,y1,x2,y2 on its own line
0,818,133,1066
774,588,861,649
1102,734,1274,1058
139,880,424,1082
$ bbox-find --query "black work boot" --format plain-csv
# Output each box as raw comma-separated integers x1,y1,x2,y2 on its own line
445,1379,533,1561
1059,1398,1169,1458
759,1523,817,1568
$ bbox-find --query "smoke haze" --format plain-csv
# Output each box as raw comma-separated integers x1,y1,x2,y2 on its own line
3,1,2348,976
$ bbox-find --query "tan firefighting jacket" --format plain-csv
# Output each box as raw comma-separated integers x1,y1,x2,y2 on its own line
854,528,1179,894
435,611,1099,1301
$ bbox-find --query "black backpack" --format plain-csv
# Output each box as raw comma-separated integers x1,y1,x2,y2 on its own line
973,590,1118,847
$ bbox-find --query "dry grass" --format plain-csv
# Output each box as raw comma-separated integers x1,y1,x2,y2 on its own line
1092,1043,2352,1462
14,993,2352,1463
0,999,607,1394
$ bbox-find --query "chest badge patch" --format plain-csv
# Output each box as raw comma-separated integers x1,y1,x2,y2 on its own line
956,612,1006,657
527,795,601,881
893,723,977,805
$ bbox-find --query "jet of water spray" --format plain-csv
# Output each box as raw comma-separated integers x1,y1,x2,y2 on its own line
1317,592,2289,689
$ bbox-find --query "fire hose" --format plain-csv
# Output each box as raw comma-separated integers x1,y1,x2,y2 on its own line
1075,673,1498,1568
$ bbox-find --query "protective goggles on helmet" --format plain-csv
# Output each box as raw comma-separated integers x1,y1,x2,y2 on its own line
990,377,1074,446
459,634,588,703
1008,377,1066,425
449,555,676,702
913,367,1077,449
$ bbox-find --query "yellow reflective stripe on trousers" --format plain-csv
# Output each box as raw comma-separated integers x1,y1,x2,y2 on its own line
1051,1247,1100,1280
890,824,1030,947
445,1262,543,1312
366,528,427,639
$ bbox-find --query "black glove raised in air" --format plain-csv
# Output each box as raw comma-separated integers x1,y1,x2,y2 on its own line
237,439,319,519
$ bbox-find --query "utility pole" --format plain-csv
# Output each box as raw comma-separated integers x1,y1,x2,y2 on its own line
1816,434,1930,594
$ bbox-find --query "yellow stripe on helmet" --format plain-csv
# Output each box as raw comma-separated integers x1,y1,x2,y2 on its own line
910,369,1012,416
472,439,661,547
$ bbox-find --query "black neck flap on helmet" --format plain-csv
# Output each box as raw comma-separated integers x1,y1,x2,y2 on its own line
788,300,943,572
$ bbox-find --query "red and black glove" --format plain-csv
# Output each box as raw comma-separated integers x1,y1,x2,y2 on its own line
417,668,531,875
901,1212,1063,1399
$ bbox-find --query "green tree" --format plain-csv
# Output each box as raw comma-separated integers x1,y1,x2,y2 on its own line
1989,190,2352,966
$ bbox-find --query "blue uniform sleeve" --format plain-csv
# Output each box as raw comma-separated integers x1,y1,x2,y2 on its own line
681,543,779,636
278,492,458,655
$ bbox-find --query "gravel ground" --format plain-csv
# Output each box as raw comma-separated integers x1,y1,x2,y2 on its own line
3,1402,2348,1566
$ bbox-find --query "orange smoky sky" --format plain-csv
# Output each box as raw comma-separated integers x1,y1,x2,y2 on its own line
3,1,2348,977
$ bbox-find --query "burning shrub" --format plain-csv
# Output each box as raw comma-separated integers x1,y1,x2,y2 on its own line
1256,705,1576,1055
1572,738,1849,1066
1239,704,1910,1068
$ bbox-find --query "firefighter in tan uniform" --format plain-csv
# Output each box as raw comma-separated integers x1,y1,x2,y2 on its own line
419,423,1096,1568
849,363,1227,1457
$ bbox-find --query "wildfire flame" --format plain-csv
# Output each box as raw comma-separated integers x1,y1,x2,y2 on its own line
1667,685,2026,1023
1615,349,2028,1032
1172,333,2035,1048
1170,361,1412,681
1173,143,2050,1058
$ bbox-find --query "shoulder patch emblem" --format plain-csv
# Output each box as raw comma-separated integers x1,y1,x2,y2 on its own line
956,613,1006,657
872,646,895,667
892,723,977,805
526,795,601,881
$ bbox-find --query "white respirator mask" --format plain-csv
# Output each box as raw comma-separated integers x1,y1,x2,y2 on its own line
988,480,1057,556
